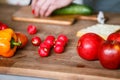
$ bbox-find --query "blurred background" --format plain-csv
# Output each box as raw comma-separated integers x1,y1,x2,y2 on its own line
0,0,30,6
0,0,83,6
1,0,120,13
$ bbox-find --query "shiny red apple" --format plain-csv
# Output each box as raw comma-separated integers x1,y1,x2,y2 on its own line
107,32,120,42
77,33,105,60
98,40,120,69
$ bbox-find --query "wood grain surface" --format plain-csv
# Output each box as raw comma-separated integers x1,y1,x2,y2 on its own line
0,4,120,80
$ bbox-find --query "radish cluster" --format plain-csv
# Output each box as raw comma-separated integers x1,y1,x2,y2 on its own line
38,35,68,57
27,24,68,57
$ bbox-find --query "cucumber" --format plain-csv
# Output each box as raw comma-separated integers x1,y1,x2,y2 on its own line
52,3,94,15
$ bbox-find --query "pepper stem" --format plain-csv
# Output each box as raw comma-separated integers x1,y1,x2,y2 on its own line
11,38,21,48
12,42,21,46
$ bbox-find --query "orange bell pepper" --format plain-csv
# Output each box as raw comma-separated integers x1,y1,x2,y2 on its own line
0,28,21,57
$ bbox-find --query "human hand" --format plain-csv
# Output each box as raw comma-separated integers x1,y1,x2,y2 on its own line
31,0,73,17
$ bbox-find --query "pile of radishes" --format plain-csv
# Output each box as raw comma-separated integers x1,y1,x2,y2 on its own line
77,31,120,70
27,25,68,57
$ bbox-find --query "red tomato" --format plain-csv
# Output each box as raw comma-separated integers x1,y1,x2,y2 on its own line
57,34,68,43
16,32,28,49
107,32,120,42
98,40,120,69
31,36,41,46
54,45,64,54
27,25,37,35
38,47,50,57
77,33,105,60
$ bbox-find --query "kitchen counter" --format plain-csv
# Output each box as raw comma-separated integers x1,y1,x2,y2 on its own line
0,4,120,80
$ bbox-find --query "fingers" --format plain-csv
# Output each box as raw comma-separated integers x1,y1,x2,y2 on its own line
31,0,38,9
45,4,58,17
34,0,46,16
33,0,55,17
31,0,58,17
32,0,73,17
39,0,51,17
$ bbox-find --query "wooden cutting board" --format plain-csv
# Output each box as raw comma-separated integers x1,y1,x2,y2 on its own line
12,6,98,25
1,4,120,80
12,6,76,25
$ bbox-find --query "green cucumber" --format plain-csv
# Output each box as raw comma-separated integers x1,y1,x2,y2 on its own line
52,3,94,15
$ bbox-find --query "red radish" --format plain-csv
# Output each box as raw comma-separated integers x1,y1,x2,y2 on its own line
31,36,41,46
45,35,55,41
57,34,68,43
27,25,37,35
38,47,50,57
40,41,51,49
44,35,55,47
0,22,8,30
55,39,66,46
0,24,8,30
37,35,55,57
53,34,68,53
54,45,64,53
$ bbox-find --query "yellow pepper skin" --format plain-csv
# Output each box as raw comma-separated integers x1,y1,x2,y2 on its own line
0,28,21,58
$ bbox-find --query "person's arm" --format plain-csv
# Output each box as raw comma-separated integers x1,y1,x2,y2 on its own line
31,0,73,17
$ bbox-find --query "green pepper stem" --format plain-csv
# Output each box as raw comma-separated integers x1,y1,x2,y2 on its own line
11,38,21,48
12,42,21,46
